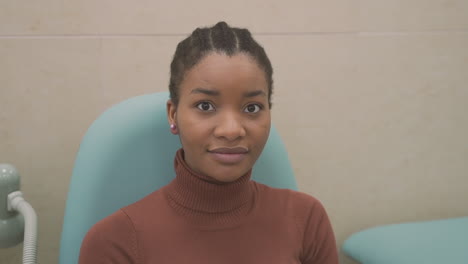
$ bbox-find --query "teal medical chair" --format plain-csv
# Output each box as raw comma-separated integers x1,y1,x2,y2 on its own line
59,92,297,264
342,216,468,264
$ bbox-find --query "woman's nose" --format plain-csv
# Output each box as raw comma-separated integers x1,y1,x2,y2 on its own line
213,112,246,141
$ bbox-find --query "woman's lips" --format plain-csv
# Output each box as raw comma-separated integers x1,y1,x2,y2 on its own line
208,147,248,164
209,152,246,164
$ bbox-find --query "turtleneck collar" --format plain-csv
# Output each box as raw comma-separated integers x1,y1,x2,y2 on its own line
165,149,255,224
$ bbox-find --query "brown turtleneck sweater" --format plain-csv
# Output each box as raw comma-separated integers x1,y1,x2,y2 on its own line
79,149,338,263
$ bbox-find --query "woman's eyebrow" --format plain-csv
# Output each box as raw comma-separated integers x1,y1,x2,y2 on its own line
190,88,266,98
244,90,266,98
191,88,219,96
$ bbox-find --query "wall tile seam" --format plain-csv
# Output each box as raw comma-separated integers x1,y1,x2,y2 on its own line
1,30,468,39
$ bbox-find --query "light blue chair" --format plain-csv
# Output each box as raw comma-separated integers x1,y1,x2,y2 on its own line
59,92,297,264
342,216,468,264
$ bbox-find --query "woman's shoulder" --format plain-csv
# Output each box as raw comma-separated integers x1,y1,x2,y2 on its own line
252,182,338,263
121,186,167,215
80,188,167,260
84,208,134,237
82,187,165,241
79,208,139,263
253,181,328,219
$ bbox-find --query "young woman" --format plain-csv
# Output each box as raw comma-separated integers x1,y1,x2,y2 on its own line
79,22,338,264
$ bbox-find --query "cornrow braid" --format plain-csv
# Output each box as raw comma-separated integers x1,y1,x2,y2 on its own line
169,22,273,108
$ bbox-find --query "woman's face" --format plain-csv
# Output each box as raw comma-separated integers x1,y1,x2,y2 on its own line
167,53,271,182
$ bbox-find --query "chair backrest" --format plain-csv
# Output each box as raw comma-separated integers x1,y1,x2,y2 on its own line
59,92,297,264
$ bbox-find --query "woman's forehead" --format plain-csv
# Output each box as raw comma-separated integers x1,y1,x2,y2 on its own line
180,53,268,95
192,53,261,74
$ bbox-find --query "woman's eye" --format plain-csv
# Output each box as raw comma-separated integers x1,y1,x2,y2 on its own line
196,102,215,111
244,104,261,113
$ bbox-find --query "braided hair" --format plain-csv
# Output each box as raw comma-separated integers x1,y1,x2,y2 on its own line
169,22,273,108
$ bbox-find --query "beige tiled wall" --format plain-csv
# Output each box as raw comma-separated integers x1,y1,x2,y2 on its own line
1,1,467,263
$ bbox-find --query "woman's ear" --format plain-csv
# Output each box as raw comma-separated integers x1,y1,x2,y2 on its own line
166,99,178,134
